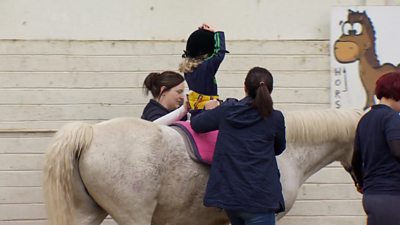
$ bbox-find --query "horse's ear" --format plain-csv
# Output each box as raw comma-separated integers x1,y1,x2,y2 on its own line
348,9,354,14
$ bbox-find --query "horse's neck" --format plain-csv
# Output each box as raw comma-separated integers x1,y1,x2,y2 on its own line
359,48,379,69
283,142,345,184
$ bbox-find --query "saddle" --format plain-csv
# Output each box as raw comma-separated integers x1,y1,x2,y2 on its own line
170,121,218,164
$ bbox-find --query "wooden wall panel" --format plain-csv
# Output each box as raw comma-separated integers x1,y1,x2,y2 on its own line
0,39,365,225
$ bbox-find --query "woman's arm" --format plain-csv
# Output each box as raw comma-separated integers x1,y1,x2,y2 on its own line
190,104,223,133
385,113,400,161
351,133,364,192
274,112,286,155
388,140,400,161
154,105,188,125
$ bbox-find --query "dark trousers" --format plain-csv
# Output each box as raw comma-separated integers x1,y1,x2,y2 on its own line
363,194,400,225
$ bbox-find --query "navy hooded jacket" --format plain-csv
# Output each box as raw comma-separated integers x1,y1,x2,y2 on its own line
191,97,286,213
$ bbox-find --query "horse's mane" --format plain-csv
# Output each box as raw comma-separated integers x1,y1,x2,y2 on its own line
102,109,363,146
283,109,363,145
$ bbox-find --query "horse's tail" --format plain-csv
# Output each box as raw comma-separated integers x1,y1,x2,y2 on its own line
43,122,93,225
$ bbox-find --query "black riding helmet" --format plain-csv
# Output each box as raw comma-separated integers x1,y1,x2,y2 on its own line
183,28,215,58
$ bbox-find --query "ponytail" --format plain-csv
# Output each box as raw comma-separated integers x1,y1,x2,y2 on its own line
143,72,161,97
245,67,274,118
253,82,273,117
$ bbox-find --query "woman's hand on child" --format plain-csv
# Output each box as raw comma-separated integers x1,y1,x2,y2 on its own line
200,23,216,32
205,99,220,110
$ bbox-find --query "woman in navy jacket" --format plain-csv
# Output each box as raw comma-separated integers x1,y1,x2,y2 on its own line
351,71,400,225
191,67,286,225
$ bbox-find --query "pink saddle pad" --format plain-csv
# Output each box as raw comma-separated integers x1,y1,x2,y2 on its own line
172,121,218,164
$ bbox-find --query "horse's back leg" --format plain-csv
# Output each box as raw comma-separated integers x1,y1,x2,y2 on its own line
74,213,107,225
111,202,156,225
72,165,108,225
100,181,158,225
72,201,108,225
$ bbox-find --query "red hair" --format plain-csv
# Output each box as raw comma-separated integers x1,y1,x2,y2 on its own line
375,71,400,101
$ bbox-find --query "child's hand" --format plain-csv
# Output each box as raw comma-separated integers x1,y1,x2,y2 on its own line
200,23,216,32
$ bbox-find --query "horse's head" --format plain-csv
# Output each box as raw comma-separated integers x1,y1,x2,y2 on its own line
334,10,376,63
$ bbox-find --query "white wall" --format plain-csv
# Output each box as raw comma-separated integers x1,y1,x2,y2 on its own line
0,0,366,40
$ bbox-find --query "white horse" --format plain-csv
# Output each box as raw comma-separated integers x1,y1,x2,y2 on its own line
43,108,362,225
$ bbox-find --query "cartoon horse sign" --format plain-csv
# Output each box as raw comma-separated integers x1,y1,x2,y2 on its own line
333,9,400,110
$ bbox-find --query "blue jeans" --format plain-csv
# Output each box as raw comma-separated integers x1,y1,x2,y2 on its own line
225,210,276,225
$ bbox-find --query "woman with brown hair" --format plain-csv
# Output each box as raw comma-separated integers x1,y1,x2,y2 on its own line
141,71,187,124
191,67,286,225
